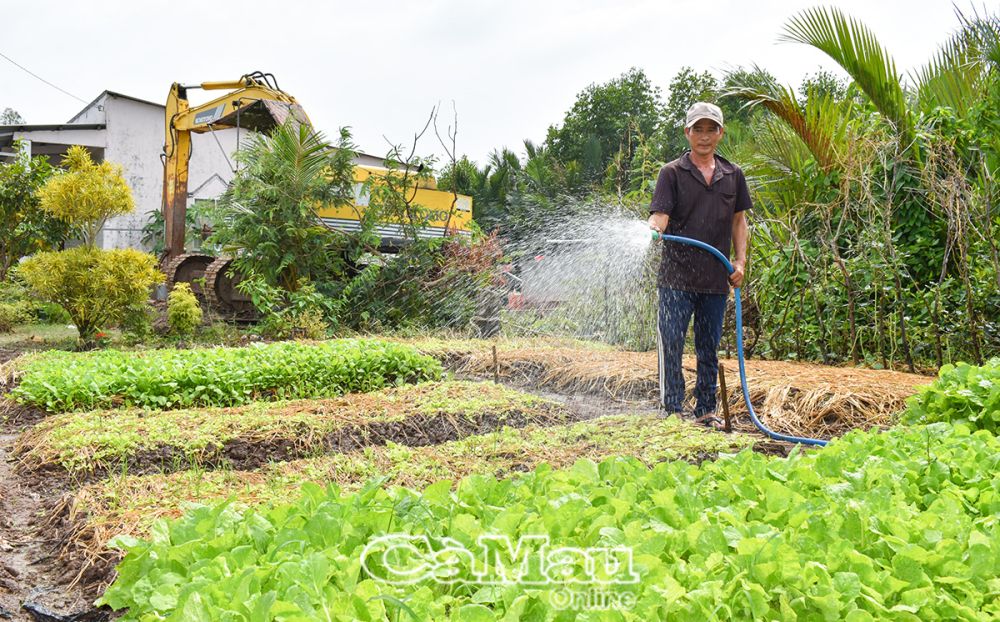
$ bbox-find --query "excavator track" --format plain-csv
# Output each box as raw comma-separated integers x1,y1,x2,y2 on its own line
203,257,257,320
163,253,215,300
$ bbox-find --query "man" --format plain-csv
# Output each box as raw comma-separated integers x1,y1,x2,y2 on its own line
647,102,750,429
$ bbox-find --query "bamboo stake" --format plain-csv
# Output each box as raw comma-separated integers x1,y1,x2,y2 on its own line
719,364,732,432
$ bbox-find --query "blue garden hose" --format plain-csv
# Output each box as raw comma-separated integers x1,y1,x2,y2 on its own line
652,231,828,447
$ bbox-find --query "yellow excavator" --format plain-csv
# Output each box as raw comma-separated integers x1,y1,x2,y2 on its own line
161,71,474,316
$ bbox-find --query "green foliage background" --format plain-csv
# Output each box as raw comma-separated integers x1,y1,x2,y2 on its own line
437,8,1000,368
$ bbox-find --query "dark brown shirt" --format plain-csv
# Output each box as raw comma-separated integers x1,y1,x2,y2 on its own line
649,152,752,294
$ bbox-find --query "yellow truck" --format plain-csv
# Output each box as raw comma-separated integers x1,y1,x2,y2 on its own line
320,166,473,244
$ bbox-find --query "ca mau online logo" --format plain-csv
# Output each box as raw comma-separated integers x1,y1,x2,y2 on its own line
360,534,640,611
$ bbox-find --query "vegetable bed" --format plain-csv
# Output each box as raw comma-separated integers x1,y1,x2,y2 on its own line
901,358,1000,433
16,381,568,475
97,422,999,620
9,339,441,413
73,414,751,551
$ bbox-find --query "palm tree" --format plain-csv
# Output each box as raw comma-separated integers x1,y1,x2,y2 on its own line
214,121,356,291
725,6,1000,367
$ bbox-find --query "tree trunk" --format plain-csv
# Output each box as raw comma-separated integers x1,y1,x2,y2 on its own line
957,239,983,365
892,271,915,373
932,235,952,369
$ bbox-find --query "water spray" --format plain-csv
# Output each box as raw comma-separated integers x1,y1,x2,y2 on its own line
651,230,828,447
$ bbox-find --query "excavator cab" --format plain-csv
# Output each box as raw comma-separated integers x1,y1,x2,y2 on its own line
161,72,309,317
162,71,308,261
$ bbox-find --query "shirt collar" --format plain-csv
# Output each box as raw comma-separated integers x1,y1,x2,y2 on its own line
678,151,737,176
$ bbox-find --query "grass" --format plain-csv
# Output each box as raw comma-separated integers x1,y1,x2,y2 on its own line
0,323,83,350
16,381,567,474
70,413,754,547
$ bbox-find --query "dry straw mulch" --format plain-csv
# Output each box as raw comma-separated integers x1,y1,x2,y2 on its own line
447,343,931,440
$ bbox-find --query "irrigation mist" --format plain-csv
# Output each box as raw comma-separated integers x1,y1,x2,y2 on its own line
491,207,661,350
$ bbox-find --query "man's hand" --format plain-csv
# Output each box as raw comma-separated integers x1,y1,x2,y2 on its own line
648,212,669,233
729,259,746,288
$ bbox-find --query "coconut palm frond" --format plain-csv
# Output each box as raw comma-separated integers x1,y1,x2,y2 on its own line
911,18,992,116
803,88,855,170
780,7,911,146
726,73,851,173
732,115,817,220
750,117,809,175
956,6,1000,67
258,122,336,200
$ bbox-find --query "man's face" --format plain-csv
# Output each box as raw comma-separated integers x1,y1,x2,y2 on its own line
684,118,724,157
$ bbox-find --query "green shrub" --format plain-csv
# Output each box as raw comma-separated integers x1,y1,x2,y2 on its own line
0,301,29,333
192,321,243,346
0,145,70,282
0,278,49,324
32,302,72,325
120,302,155,345
900,358,1000,433
167,282,202,337
18,246,164,344
0,278,29,304
336,236,499,334
238,277,334,340
37,145,134,247
10,338,442,412
0,278,73,326
280,307,328,340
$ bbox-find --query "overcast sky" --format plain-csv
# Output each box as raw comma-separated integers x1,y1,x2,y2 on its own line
3,0,965,165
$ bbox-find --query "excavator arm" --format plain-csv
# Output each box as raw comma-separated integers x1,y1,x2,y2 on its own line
162,71,309,260
160,71,474,320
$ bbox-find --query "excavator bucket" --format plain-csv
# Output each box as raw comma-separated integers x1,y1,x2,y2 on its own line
211,100,310,133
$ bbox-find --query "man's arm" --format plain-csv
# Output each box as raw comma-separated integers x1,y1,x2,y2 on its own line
729,210,748,287
648,166,674,233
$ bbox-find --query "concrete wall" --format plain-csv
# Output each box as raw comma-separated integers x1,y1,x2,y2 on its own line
97,95,162,249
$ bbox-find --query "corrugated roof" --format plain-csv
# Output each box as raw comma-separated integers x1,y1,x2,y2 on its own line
0,123,106,132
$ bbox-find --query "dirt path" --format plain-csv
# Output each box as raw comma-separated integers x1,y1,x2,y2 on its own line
0,432,107,621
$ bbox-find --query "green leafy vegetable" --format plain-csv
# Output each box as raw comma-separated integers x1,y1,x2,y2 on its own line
9,339,442,412
901,358,1000,433
99,423,1000,620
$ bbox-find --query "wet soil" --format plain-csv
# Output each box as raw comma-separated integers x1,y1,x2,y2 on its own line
0,433,111,621
1,404,48,437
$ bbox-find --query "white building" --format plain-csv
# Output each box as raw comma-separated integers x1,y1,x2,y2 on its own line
0,91,389,252
0,91,238,250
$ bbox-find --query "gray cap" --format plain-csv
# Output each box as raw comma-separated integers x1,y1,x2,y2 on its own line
685,102,724,129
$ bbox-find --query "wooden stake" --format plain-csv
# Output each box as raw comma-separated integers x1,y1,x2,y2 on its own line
719,364,732,432
492,344,500,384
